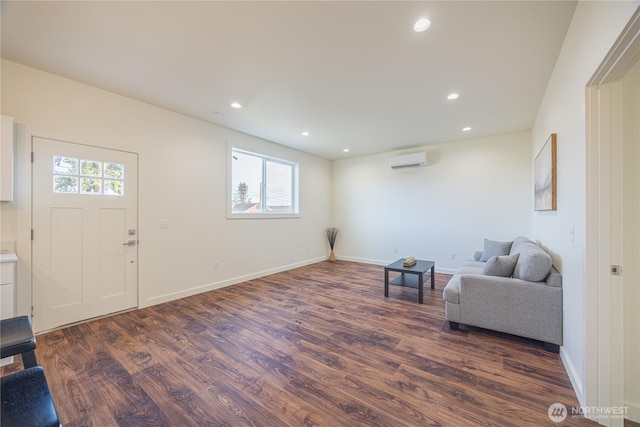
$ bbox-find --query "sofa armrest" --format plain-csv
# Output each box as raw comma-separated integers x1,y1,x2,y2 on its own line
458,274,562,345
473,251,483,261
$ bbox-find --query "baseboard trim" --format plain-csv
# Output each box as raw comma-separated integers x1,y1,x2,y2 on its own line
336,256,389,266
561,346,585,407
143,256,454,308
337,256,456,275
625,401,640,424
142,256,327,307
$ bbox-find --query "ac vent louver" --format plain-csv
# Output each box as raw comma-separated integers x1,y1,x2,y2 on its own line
389,152,427,169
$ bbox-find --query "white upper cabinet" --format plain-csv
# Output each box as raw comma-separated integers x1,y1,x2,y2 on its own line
1,115,14,201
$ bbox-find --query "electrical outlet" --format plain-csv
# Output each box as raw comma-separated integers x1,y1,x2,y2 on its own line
214,260,219,270
160,218,170,228
450,252,456,260
393,248,398,254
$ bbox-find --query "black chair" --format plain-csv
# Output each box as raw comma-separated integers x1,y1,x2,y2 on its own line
0,315,37,368
1,366,61,427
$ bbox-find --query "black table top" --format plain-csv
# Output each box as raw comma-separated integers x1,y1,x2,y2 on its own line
385,258,434,273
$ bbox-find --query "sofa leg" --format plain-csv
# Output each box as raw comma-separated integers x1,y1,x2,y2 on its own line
544,342,560,353
448,321,460,330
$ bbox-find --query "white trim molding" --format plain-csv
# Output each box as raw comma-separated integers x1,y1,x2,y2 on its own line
585,6,640,425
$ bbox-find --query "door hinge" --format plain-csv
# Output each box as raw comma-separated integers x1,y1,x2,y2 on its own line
611,265,622,276
31,229,34,240
31,306,34,318
31,152,34,163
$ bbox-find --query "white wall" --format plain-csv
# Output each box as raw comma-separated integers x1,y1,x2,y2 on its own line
531,0,640,407
332,131,532,272
0,59,332,319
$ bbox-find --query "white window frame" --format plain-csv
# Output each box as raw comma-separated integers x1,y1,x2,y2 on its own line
228,147,300,219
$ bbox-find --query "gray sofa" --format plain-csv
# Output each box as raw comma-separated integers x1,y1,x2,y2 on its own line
443,236,562,353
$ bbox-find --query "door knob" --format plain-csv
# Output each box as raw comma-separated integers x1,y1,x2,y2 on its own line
122,240,137,246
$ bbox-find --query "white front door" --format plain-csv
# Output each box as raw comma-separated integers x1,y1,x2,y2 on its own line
32,137,138,332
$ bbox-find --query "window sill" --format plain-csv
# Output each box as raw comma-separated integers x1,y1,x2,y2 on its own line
227,213,301,220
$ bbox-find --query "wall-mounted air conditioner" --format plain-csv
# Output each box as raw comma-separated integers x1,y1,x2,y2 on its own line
389,152,427,169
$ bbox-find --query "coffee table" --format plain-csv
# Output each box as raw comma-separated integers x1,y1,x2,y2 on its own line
384,258,435,304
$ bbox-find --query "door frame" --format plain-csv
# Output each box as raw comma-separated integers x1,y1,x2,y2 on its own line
585,7,640,425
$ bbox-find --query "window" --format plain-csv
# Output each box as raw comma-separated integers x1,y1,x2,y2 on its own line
230,148,298,217
53,156,124,196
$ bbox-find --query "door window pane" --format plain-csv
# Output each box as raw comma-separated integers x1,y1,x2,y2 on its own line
80,160,102,177
81,178,102,194
104,180,124,196
53,155,124,196
53,156,78,175
53,176,78,193
104,162,124,179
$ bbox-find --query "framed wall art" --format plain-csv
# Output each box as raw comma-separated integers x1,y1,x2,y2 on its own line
534,133,557,211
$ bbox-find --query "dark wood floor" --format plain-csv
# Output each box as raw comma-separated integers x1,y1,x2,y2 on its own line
2,261,597,426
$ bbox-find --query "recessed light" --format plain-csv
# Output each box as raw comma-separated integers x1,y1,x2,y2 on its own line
462,127,472,132
413,18,431,32
447,93,460,100
343,148,350,153
302,131,310,136
230,102,242,109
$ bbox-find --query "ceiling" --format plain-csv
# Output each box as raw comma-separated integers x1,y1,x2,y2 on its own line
1,1,577,160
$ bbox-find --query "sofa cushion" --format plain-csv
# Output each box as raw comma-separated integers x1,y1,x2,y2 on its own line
546,267,562,288
460,260,485,269
512,243,552,282
479,239,513,262
480,253,520,277
510,236,535,255
457,266,483,275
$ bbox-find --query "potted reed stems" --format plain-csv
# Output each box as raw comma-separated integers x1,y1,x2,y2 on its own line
326,227,338,261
